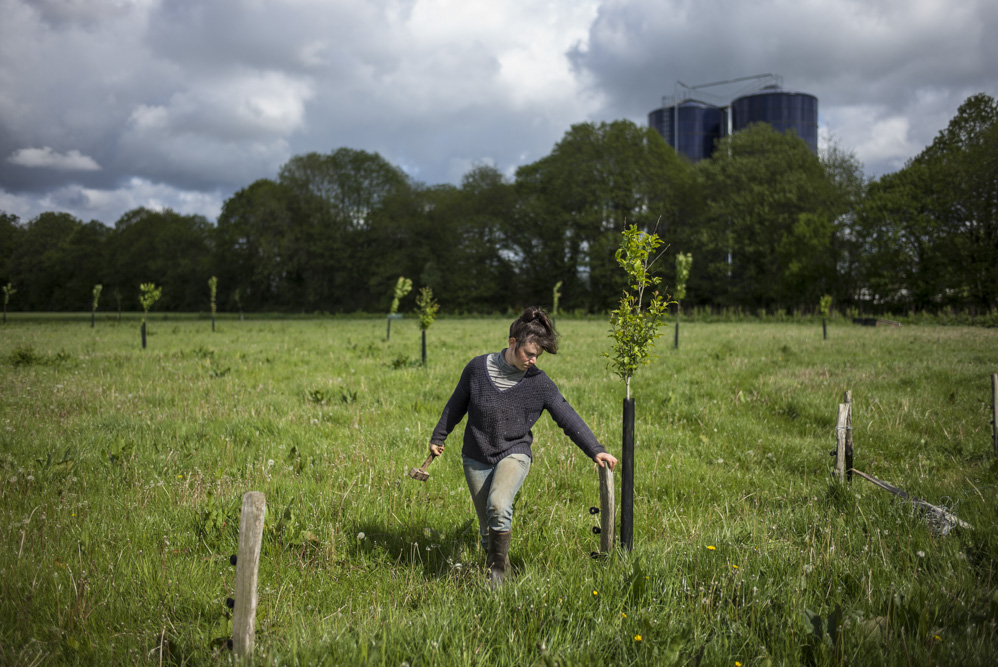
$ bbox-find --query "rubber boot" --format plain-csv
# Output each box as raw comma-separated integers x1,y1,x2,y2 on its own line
487,528,511,587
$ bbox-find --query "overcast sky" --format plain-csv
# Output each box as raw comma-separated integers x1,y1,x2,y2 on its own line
2,0,996,227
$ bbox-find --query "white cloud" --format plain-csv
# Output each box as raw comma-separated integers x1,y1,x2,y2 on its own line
7,147,102,171
0,178,223,225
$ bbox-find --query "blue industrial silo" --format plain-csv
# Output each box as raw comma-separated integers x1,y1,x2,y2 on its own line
730,86,818,153
648,100,725,163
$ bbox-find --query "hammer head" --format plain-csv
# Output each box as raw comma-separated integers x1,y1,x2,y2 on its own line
407,467,429,482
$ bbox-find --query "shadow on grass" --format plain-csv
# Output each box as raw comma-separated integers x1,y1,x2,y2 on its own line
349,517,480,579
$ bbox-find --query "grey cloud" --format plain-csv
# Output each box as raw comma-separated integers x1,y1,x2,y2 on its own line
2,0,996,227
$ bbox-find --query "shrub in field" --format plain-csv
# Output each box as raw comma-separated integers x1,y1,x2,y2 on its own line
2,282,14,324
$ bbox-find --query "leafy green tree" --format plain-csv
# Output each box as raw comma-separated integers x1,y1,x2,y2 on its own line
106,208,211,311
916,93,998,311
855,94,998,313
6,212,83,309
0,212,20,287
278,148,413,311
215,179,298,311
514,121,693,311
694,124,847,310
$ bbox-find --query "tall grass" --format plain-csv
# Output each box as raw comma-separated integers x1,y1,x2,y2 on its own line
1,315,996,665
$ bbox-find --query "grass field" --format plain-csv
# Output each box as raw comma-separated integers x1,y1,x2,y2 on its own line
1,314,997,665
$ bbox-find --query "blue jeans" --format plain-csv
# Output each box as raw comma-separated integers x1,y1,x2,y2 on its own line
463,453,531,550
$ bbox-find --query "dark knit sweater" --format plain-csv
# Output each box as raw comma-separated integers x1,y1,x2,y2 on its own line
430,352,606,465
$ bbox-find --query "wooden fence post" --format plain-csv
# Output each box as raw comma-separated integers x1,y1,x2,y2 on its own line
599,465,615,554
834,403,848,483
844,390,853,482
232,492,266,660
991,374,997,458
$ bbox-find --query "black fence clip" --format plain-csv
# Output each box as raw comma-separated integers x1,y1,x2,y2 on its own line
592,526,601,535
229,554,237,566
226,597,235,609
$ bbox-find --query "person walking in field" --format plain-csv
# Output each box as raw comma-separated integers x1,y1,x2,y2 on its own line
428,306,618,586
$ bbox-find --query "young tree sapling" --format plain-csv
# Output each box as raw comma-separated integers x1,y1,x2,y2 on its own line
92,284,103,328
819,294,832,340
673,253,692,349
387,276,412,341
606,224,674,550
414,286,439,365
2,282,14,325
139,282,162,349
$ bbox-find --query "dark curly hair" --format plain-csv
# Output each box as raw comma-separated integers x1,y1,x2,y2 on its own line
509,306,559,354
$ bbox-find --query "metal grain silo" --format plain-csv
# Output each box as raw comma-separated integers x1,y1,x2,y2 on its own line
730,86,818,152
648,100,725,163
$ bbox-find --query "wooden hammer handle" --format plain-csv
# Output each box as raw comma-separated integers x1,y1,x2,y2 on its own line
419,454,435,472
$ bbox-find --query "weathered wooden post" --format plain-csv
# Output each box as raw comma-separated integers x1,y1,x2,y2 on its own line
232,492,266,659
844,390,853,481
599,464,615,554
991,373,997,458
833,402,848,483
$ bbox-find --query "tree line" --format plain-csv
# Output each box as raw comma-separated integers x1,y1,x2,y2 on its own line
1,93,995,316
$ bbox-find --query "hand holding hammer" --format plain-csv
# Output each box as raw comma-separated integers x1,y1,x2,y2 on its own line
407,443,443,482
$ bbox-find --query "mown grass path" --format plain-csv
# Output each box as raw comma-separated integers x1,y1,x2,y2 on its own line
1,315,996,665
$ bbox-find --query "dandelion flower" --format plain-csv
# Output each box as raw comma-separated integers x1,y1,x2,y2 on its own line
732,564,738,569
736,662,742,666
634,635,642,642
593,590,599,596
356,532,366,541
621,612,627,618
707,545,716,551
934,635,942,642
